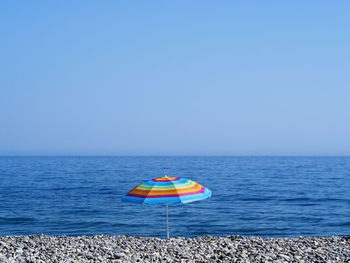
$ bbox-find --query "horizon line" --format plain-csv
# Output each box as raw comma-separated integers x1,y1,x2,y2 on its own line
0,154,349,158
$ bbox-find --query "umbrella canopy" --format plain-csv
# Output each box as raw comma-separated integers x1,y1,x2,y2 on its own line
122,175,211,238
122,176,211,204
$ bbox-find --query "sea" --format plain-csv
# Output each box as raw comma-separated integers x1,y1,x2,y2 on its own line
0,156,349,238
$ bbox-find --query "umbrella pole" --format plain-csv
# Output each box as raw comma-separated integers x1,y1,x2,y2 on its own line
166,203,169,239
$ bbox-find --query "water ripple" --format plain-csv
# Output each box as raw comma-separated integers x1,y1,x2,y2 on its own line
0,156,350,238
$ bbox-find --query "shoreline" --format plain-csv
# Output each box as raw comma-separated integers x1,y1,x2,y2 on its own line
0,235,349,262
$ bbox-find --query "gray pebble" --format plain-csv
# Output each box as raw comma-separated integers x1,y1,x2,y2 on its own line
0,235,349,262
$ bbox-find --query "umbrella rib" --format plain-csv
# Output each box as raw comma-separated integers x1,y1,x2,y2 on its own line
169,179,183,200
140,182,159,204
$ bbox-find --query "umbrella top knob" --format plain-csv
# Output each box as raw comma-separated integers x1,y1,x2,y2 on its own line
164,174,168,177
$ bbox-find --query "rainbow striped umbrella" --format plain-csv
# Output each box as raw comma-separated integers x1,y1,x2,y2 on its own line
122,175,211,238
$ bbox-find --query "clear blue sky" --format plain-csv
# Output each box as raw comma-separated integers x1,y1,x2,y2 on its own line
0,1,349,156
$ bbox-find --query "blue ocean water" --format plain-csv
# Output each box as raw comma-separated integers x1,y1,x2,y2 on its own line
0,156,349,238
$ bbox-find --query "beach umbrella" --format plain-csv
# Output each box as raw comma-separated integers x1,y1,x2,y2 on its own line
122,175,211,238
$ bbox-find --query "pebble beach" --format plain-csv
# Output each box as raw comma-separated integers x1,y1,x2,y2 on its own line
0,235,349,262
